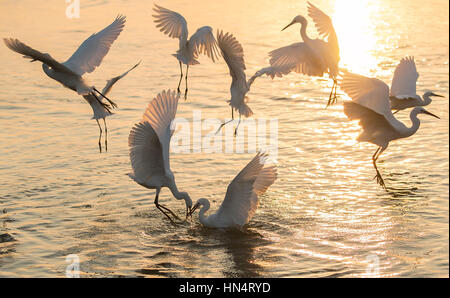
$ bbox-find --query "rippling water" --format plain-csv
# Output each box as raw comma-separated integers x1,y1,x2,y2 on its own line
0,0,448,277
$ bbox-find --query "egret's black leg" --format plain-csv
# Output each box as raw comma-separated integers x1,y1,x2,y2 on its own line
154,189,180,221
93,87,117,109
215,108,234,134
372,147,386,189
234,115,242,137
184,65,189,100
177,61,183,93
96,119,102,153
332,80,338,105
103,118,108,152
92,92,112,114
326,80,337,108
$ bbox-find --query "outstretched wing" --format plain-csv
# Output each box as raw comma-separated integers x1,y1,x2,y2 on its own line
269,42,326,77
247,66,293,84
63,15,126,76
189,26,220,63
215,152,278,227
340,71,391,117
101,61,140,95
217,30,247,92
390,56,419,98
307,2,338,40
141,90,180,172
152,4,188,44
128,121,165,185
4,38,79,76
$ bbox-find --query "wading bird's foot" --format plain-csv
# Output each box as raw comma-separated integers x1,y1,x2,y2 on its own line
158,204,180,221
177,87,181,94
234,127,238,137
374,172,386,189
106,98,118,109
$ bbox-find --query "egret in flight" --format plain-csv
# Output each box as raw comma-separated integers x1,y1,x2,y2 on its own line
84,62,140,152
215,30,287,135
153,4,220,99
269,2,340,107
128,90,192,222
188,152,277,228
4,15,126,115
341,71,440,189
389,56,443,113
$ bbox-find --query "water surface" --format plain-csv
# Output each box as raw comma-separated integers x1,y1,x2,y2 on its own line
0,0,448,277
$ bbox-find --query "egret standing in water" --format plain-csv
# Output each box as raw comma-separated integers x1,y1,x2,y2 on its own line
83,62,140,152
215,30,287,135
4,15,126,112
128,90,192,222
153,4,220,99
389,56,443,113
340,71,440,189
188,152,277,228
269,2,340,107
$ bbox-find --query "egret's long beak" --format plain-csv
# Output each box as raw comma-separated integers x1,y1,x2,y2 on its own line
423,110,440,119
282,21,295,31
187,203,200,217
430,92,444,97
29,58,37,62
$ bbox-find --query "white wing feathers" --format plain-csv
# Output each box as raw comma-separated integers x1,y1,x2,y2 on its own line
269,42,326,77
131,90,180,177
216,152,277,226
128,121,165,184
249,66,293,82
3,38,79,76
141,90,179,146
101,61,140,95
217,30,248,91
390,56,419,98
153,4,188,43
307,1,337,43
63,15,126,76
189,26,220,63
340,71,391,117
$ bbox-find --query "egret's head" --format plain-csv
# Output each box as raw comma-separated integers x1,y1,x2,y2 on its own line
423,91,444,98
415,107,440,119
187,198,210,217
282,15,307,31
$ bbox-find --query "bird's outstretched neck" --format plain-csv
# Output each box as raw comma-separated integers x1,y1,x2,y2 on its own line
406,108,422,138
422,93,432,106
300,19,311,42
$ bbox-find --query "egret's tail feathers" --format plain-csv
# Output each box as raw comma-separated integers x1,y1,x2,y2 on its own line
229,100,253,118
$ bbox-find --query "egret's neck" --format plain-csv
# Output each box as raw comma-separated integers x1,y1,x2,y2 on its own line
300,21,310,42
422,93,432,106
406,109,421,138
168,181,183,201
198,203,211,226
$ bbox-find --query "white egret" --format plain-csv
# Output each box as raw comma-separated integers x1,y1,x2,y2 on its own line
341,71,440,189
4,15,126,113
215,30,288,135
268,2,340,107
153,4,220,99
389,56,443,113
128,90,192,222
83,62,140,152
188,152,277,228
